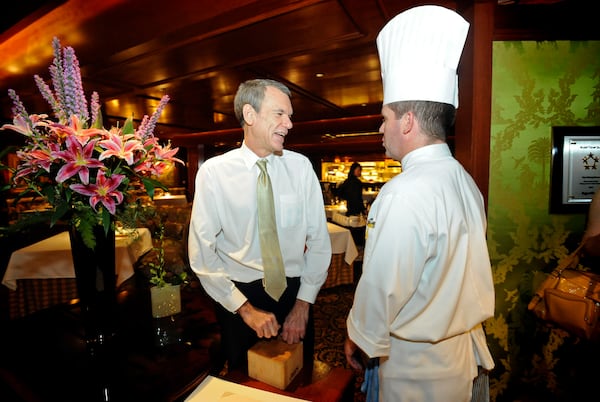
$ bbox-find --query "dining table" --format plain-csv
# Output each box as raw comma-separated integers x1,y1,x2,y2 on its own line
2,228,153,319
323,222,359,289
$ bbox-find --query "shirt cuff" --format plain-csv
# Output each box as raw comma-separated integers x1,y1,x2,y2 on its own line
224,287,249,313
297,282,320,304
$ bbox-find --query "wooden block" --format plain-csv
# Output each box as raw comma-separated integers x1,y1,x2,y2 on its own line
247,339,303,390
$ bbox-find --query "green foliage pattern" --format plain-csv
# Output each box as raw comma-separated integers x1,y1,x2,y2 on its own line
488,40,600,401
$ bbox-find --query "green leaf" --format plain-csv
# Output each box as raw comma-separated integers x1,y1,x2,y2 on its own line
142,177,168,199
92,112,104,129
122,117,135,135
101,208,112,234
77,218,96,249
51,202,70,227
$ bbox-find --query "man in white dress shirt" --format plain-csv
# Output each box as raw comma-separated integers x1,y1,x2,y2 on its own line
188,79,331,372
345,6,495,402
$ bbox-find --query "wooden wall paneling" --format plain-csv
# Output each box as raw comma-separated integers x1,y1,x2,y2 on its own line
456,0,495,207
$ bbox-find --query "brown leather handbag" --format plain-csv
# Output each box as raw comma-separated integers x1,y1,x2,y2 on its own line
528,243,600,340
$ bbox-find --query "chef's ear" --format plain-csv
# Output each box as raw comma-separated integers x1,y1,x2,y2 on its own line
402,111,415,134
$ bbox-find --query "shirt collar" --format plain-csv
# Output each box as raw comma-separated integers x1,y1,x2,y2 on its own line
401,143,451,169
240,141,280,170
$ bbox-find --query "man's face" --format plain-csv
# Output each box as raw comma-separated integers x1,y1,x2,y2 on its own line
251,86,293,156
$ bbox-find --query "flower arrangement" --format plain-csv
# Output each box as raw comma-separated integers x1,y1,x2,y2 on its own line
1,37,183,249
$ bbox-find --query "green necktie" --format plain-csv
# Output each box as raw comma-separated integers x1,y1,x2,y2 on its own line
256,159,287,301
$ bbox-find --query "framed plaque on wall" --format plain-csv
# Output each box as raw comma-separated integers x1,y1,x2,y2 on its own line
550,126,600,213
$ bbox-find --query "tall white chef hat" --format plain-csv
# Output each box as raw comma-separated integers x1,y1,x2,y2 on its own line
376,5,469,108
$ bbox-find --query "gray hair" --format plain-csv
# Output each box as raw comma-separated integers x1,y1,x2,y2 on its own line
234,79,292,127
386,101,455,141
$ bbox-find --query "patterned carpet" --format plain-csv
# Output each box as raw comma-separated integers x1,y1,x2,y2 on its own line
313,283,365,402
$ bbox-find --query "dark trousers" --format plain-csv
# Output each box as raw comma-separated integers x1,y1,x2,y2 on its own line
214,276,315,372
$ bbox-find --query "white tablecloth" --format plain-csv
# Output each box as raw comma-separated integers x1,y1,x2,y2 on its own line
331,212,366,228
325,205,347,220
2,228,153,291
327,222,358,265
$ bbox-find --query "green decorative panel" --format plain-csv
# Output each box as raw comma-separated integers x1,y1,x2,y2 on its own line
488,41,600,401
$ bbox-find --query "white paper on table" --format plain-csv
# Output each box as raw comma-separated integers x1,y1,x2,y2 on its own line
185,375,308,402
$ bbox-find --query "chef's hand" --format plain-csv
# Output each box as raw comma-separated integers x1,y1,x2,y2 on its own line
344,337,363,370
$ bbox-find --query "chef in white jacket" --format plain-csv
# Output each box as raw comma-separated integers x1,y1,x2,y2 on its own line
345,5,495,402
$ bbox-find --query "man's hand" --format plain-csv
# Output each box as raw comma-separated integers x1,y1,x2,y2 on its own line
237,301,281,338
281,299,310,344
344,337,363,370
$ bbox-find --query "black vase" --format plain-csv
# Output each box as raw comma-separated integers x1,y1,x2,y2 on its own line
69,222,117,351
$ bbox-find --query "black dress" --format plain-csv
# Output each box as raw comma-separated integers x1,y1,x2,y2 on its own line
338,175,365,216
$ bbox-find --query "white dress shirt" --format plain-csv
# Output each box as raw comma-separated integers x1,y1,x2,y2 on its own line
189,142,331,312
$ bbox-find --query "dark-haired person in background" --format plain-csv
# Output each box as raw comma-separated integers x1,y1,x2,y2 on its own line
338,162,366,217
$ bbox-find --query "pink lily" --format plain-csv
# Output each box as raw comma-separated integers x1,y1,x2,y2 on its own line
98,129,144,165
133,159,155,175
145,160,168,177
13,152,42,179
152,142,184,165
70,170,125,214
13,143,58,178
27,148,57,172
0,114,49,136
49,115,106,144
52,136,104,184
142,136,159,147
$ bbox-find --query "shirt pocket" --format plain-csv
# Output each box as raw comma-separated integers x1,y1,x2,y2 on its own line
279,194,302,228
